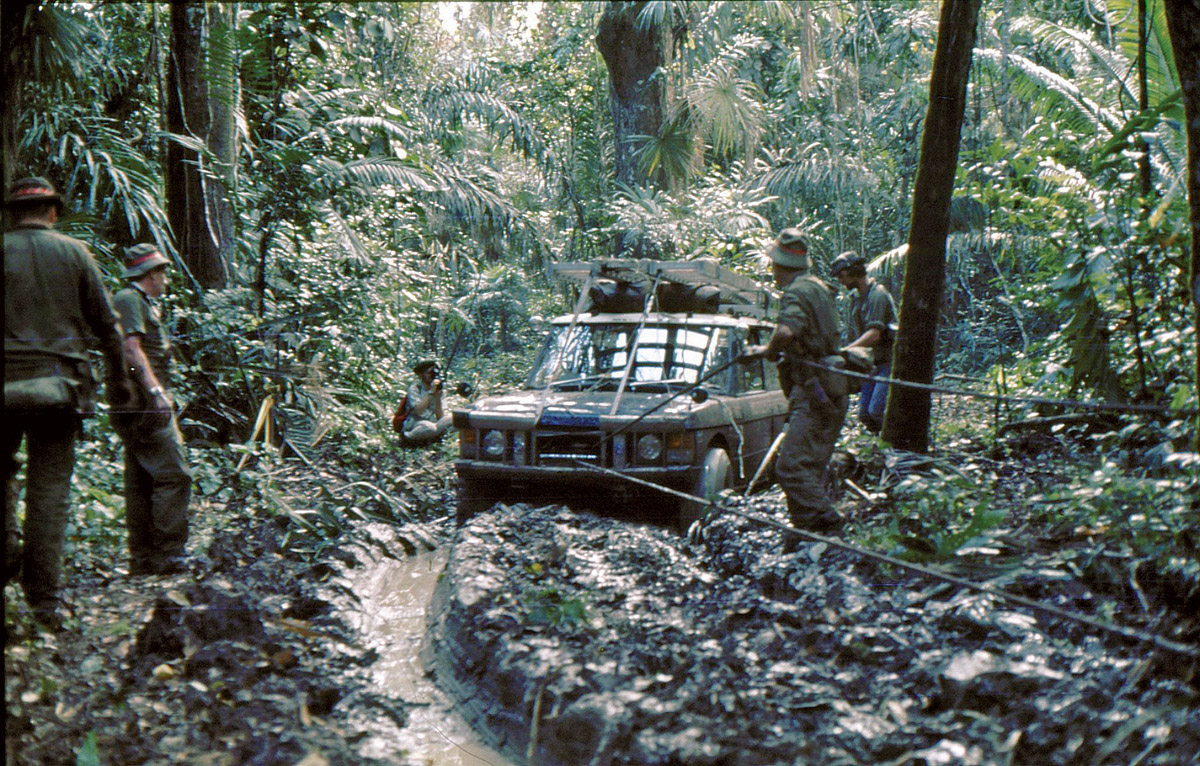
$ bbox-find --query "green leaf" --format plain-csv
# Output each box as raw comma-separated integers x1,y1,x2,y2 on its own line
75,731,101,766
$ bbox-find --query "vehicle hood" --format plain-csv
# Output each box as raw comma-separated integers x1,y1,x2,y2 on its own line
455,389,701,428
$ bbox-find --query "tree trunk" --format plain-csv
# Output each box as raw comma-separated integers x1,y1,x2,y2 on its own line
594,1,670,189
881,0,982,453
166,0,228,289
205,3,238,282
0,2,29,194
1162,0,1200,452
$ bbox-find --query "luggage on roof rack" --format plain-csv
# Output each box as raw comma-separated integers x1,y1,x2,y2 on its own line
551,258,776,317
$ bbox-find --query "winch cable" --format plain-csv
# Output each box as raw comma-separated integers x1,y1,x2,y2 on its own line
573,460,1200,661
600,354,747,446
801,359,1198,417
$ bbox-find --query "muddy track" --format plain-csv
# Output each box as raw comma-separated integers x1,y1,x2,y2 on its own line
426,499,1199,766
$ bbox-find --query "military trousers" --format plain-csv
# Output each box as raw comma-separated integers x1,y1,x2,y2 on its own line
3,412,80,605
774,387,848,533
123,415,192,571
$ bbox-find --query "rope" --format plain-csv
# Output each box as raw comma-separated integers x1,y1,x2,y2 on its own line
574,461,1200,661
803,360,1198,417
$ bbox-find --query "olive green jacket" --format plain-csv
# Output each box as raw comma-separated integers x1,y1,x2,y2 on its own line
850,278,897,367
113,285,173,390
4,223,125,412
775,272,842,393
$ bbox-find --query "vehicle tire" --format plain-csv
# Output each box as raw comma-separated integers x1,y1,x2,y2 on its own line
678,448,732,532
456,477,494,524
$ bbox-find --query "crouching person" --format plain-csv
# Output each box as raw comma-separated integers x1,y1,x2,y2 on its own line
112,245,193,576
399,360,454,447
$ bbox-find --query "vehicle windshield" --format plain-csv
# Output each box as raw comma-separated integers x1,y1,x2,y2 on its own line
527,323,731,390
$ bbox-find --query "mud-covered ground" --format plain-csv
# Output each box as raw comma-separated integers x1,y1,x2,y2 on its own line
3,444,451,766
6,429,1199,765
429,497,1199,766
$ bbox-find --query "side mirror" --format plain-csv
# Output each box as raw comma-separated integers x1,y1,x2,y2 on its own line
690,388,709,404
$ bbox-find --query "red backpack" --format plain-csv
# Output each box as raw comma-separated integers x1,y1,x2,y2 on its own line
390,393,409,435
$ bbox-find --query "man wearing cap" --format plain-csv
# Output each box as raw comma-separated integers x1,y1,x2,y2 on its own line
112,244,194,576
830,251,897,434
4,176,133,630
743,228,848,538
400,360,453,446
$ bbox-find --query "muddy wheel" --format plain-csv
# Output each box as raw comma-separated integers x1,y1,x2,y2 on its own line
456,477,494,524
678,448,732,532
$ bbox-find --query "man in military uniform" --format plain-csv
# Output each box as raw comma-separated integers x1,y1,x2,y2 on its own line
400,359,454,446
744,228,848,536
830,251,897,435
112,244,194,576
4,176,132,630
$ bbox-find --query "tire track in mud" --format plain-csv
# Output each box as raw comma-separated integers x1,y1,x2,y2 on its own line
424,501,1199,766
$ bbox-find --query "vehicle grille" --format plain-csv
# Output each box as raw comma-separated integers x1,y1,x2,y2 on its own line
535,430,604,467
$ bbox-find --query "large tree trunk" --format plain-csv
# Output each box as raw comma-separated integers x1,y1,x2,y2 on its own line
205,3,238,283
594,1,670,189
166,0,228,290
881,0,982,453
1162,0,1200,452
0,2,29,194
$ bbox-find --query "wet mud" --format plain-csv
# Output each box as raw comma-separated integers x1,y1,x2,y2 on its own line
426,498,1200,766
345,525,517,765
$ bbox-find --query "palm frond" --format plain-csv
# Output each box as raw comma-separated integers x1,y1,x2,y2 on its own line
634,1,674,34
1010,16,1138,106
744,145,877,200
325,116,417,142
423,159,520,232
631,118,697,187
423,86,553,172
1104,0,1181,107
5,3,88,94
974,48,1121,135
685,34,769,160
319,157,438,195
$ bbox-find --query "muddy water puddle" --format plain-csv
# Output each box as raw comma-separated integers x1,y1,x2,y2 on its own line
353,547,518,766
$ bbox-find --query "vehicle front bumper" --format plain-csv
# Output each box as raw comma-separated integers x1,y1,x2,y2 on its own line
455,459,697,497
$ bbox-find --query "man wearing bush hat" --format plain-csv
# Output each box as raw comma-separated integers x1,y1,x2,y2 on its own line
4,176,133,630
112,244,194,576
743,227,848,540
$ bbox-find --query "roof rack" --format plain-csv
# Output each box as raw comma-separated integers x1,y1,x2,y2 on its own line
551,258,776,318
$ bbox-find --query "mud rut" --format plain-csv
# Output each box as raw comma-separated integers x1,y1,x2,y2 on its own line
5,480,1196,765
423,499,1198,766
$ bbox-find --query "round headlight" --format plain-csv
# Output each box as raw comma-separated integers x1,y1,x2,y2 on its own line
482,430,506,458
636,434,663,462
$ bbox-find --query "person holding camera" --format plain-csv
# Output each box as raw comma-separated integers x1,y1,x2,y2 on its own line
398,360,454,447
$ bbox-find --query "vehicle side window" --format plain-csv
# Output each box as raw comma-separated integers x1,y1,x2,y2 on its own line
735,327,777,393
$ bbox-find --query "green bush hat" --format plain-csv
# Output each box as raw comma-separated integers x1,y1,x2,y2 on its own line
766,228,811,270
829,251,865,278
122,243,171,279
412,359,439,375
5,176,65,213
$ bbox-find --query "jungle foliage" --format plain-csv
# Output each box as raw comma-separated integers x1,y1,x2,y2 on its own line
4,1,1197,570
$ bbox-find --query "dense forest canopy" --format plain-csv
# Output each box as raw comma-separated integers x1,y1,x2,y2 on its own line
2,0,1196,456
